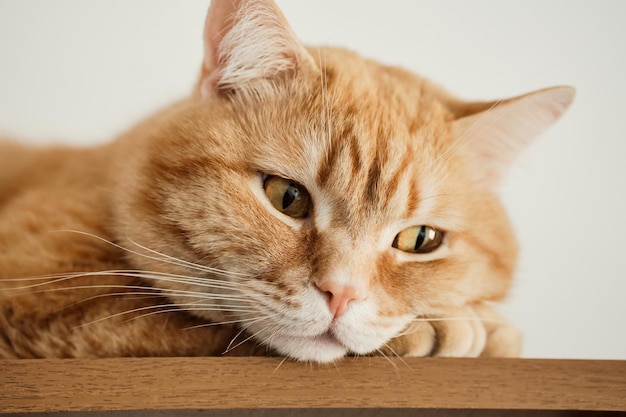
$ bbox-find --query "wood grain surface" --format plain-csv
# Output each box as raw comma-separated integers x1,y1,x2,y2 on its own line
1,357,625,414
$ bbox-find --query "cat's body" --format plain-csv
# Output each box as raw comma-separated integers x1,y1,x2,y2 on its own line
0,141,257,358
0,0,572,362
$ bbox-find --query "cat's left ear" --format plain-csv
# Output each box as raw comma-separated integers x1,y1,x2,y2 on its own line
451,86,575,187
198,0,317,99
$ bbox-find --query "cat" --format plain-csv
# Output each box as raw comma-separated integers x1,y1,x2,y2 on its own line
0,0,573,363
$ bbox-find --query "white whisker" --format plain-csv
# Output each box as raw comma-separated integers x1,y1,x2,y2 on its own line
74,301,260,329
128,306,261,324
382,343,411,369
226,321,254,352
272,356,289,373
222,321,271,354
127,237,253,279
183,315,270,330
412,316,504,324
393,316,504,338
51,230,255,279
1,269,254,293
376,346,398,370
50,287,250,311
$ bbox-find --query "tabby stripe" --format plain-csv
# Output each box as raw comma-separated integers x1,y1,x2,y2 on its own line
364,152,381,205
316,139,340,187
347,125,362,174
406,179,420,217
381,147,412,212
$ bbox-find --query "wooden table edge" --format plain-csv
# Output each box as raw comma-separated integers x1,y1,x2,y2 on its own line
1,357,624,413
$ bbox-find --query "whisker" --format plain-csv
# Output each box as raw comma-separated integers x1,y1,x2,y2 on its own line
2,269,253,293
51,230,255,279
73,303,178,329
375,346,398,370
160,312,169,331
223,321,271,354
127,237,253,279
381,343,412,370
222,313,279,354
226,321,254,352
412,316,504,324
126,303,256,324
183,315,270,330
0,271,95,282
74,301,259,329
51,287,251,312
394,316,505,338
264,325,284,357
0,273,86,290
272,356,289,374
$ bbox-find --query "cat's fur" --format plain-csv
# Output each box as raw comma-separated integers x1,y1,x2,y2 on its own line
0,0,573,362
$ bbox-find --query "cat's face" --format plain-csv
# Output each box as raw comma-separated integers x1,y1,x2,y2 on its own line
112,0,573,362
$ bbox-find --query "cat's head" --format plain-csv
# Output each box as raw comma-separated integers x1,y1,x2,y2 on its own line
113,0,574,362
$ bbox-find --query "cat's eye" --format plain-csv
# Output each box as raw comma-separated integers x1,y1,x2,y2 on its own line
263,176,311,219
392,225,443,254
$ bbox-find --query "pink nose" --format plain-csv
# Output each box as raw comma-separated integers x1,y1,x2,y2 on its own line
315,280,365,319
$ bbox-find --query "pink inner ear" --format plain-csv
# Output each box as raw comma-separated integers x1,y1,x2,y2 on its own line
452,86,575,187
196,0,317,100
199,0,241,97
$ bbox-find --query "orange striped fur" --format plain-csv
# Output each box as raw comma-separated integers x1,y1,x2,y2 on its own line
0,0,573,362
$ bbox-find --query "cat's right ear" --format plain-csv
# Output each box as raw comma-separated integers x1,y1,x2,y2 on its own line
198,0,317,99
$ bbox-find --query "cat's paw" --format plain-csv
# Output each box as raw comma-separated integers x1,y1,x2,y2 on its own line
382,305,487,357
382,304,521,358
473,303,522,358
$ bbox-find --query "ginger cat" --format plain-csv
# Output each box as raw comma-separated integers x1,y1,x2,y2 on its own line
0,0,573,362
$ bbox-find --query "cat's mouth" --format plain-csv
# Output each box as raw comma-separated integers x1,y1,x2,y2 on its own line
270,328,349,362
310,330,342,347
309,329,360,356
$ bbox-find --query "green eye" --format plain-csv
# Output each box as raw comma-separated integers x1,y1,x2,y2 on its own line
393,225,443,254
263,176,311,219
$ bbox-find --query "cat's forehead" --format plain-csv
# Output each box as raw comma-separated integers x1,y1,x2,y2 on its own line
233,47,461,235
261,55,452,229
316,47,446,112
246,48,450,156
308,117,445,232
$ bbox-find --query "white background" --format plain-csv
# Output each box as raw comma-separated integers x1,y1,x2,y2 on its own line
0,1,624,359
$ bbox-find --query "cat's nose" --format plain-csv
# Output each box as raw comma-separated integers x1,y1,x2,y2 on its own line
315,280,366,319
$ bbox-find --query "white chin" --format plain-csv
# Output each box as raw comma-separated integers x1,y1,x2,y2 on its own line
271,333,349,363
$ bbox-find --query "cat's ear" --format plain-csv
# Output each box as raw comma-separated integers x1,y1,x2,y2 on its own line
198,0,317,99
451,86,575,187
